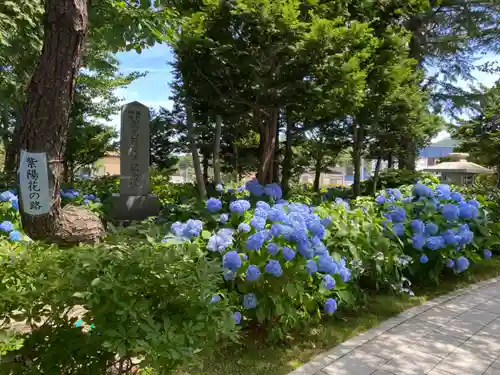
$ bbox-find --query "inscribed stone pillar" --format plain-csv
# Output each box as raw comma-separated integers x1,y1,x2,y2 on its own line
120,101,150,196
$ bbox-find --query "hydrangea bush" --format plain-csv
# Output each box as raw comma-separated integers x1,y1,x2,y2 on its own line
375,183,498,282
165,179,353,341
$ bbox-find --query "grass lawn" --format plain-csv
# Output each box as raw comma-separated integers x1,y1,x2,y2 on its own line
177,257,500,375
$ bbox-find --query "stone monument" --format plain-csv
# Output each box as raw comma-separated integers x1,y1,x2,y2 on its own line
110,101,160,220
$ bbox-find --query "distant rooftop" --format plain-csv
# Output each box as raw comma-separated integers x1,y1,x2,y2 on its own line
419,138,459,158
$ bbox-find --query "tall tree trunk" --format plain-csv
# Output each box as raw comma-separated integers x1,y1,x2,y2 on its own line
372,156,382,196
202,154,209,186
257,108,279,184
18,0,103,244
213,115,222,185
387,153,393,169
281,115,293,197
352,122,364,197
232,142,239,182
186,101,206,200
273,112,280,184
313,152,323,193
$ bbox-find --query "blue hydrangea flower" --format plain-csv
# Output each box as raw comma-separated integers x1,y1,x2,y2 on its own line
426,236,445,251
210,294,221,303
250,216,267,231
245,179,264,197
282,246,295,261
455,256,469,273
419,254,429,264
375,195,386,205
411,234,426,250
246,231,267,251
265,259,283,277
459,204,479,220
468,200,480,208
246,265,261,281
443,229,460,246
206,198,222,213
208,229,234,252
10,199,19,210
223,270,235,280
0,221,14,232
0,191,15,202
215,184,224,192
436,184,451,200
83,199,90,205
442,204,459,221
413,183,433,198
323,274,336,290
233,311,241,324
254,207,269,218
445,259,455,268
266,242,279,255
390,207,406,223
410,219,425,234
243,293,257,309
238,223,251,233
484,249,492,259
324,298,337,315
425,222,439,236
8,230,21,242
320,216,332,226
222,251,242,271
450,192,463,202
339,267,351,282
264,183,283,200
256,201,271,211
229,200,251,214
393,223,405,237
317,255,338,274
306,260,317,275
219,213,229,223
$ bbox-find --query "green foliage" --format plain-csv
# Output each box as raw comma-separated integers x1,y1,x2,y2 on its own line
0,232,238,374
360,169,440,195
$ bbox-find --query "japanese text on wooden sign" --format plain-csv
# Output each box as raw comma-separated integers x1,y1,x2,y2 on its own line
19,150,51,215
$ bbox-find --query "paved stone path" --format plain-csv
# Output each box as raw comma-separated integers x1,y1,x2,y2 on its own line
288,277,500,375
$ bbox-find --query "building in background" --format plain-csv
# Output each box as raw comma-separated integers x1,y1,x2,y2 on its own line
416,138,458,170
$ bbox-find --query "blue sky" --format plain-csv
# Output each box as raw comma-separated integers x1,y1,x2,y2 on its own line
109,44,499,140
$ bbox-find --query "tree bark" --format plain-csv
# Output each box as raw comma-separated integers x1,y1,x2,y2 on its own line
202,153,209,185
387,153,393,169
281,115,293,197
272,112,280,184
186,101,206,200
313,151,323,193
232,141,239,182
372,156,382,196
257,108,279,184
18,0,104,244
213,115,222,185
352,122,364,197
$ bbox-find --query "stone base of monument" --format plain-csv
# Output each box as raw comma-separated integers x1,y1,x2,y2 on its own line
109,194,161,221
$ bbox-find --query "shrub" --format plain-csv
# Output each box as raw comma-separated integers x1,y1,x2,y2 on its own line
374,184,499,283
360,169,439,196
164,179,353,341
0,231,239,374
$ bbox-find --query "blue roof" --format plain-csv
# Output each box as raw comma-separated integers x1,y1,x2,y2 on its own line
419,146,455,158
419,138,458,158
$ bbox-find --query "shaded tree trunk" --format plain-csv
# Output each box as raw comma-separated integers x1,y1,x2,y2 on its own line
213,115,222,185
352,122,364,197
272,112,280,184
18,0,103,244
372,156,382,196
313,150,325,192
281,115,293,197
202,153,209,186
387,153,393,169
232,142,239,182
186,102,206,200
257,108,279,184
